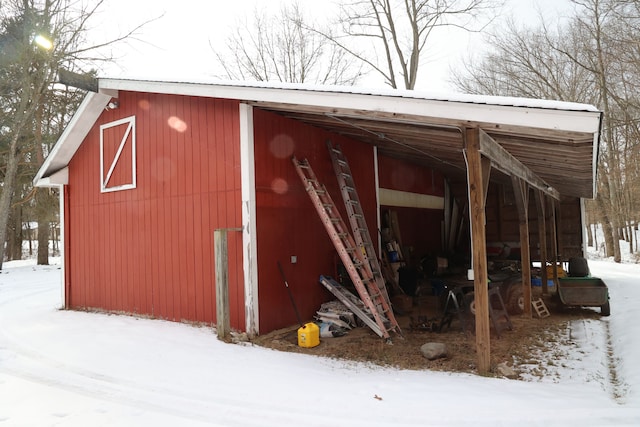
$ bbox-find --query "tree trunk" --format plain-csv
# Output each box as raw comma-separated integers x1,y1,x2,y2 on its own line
5,206,22,261
37,216,50,265
0,145,22,268
612,219,622,262
602,220,615,258
35,188,51,265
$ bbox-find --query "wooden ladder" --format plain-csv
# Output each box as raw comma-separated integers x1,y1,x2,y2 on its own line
532,298,550,318
487,287,513,338
292,156,401,340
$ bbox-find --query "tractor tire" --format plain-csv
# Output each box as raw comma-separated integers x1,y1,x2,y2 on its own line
467,291,500,315
468,292,476,315
568,257,590,277
601,301,611,316
506,285,524,315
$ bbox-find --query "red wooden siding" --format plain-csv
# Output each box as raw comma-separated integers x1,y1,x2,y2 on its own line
252,109,378,333
378,155,446,261
66,91,245,329
383,207,444,260
378,155,445,196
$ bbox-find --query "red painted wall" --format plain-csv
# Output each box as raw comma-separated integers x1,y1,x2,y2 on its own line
378,155,445,261
66,91,245,329
63,90,445,335
378,155,445,196
252,109,378,333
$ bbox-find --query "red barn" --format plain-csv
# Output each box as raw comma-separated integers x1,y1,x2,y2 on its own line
35,78,601,355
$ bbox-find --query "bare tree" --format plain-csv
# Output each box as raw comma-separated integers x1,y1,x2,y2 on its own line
0,0,149,267
453,0,640,261
316,0,502,89
451,19,597,102
213,2,362,85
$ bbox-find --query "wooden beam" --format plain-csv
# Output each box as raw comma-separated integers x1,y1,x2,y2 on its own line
482,157,491,206
511,177,533,317
549,199,559,278
444,181,451,253
479,129,560,200
535,190,549,294
465,128,491,375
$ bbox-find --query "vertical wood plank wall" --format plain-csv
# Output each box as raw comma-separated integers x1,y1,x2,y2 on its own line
377,155,446,258
66,92,245,329
484,185,583,261
252,109,378,333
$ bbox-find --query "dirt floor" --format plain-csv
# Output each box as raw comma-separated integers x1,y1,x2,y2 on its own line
250,294,604,378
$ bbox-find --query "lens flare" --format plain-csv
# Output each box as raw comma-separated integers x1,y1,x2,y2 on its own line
269,134,295,159
34,35,53,50
168,116,187,133
271,178,289,195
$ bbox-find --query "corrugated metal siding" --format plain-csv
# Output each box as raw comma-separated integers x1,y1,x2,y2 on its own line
253,109,377,333
66,92,244,329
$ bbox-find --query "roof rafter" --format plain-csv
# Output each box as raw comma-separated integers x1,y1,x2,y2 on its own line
476,129,560,200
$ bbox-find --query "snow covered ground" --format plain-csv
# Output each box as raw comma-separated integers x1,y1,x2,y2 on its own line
1,256,639,426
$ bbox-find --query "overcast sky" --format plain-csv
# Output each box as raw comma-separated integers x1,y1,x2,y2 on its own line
94,0,575,92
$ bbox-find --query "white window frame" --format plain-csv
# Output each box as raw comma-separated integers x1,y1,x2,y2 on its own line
100,115,137,193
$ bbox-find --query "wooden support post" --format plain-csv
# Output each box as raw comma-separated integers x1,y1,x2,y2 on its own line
444,181,451,253
465,128,491,375
214,227,243,341
535,190,549,294
556,202,565,259
549,199,559,279
511,177,532,317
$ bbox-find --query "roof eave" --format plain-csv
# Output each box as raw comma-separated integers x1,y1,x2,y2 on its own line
98,78,601,135
33,90,115,186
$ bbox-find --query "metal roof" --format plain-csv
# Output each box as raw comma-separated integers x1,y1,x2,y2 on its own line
36,77,602,198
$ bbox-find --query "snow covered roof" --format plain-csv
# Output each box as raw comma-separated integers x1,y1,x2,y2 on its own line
101,75,600,112
35,76,602,198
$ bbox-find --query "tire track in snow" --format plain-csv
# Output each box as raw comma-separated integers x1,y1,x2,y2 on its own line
568,317,629,403
604,320,629,403
0,351,363,427
0,282,354,426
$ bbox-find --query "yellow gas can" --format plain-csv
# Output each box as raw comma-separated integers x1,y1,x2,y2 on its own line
297,322,320,348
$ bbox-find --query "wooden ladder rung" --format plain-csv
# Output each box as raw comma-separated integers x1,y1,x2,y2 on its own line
532,298,550,318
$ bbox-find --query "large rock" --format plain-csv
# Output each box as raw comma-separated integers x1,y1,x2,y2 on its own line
421,342,447,360
496,362,519,379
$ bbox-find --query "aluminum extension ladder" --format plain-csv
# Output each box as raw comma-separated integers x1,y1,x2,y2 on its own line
292,156,401,340
326,140,402,296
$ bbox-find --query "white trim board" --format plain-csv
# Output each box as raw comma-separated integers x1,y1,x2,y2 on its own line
379,188,445,210
239,103,259,336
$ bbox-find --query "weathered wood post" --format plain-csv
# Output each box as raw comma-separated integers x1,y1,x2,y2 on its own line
549,199,559,280
535,190,549,294
465,128,492,375
214,227,243,341
512,177,532,317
